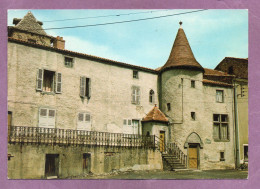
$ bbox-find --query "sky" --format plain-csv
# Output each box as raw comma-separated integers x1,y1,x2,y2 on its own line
8,9,248,69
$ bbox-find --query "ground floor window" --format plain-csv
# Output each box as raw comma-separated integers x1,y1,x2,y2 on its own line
244,144,248,162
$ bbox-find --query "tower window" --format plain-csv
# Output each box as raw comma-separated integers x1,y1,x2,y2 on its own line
191,112,196,120
191,80,195,88
167,103,171,111
220,152,225,161
149,89,154,103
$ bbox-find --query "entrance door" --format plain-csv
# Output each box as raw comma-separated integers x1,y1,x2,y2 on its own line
83,153,91,173
188,145,198,169
159,131,165,152
8,112,12,142
45,154,59,178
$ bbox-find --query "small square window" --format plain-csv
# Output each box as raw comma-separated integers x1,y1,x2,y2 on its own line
191,80,195,88
133,70,139,79
64,57,73,68
191,112,196,120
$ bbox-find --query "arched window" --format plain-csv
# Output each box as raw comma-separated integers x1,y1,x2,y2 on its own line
149,90,154,103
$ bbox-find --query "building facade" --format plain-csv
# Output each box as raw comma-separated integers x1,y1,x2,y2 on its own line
215,57,248,165
8,12,238,179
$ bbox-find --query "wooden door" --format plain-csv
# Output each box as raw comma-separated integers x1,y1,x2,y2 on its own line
8,112,12,142
45,154,59,178
159,131,165,152
188,145,198,169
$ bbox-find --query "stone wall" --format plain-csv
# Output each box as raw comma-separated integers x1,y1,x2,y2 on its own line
161,68,235,170
8,144,162,179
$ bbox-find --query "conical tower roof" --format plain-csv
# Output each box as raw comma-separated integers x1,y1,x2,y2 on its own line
161,23,204,72
142,105,168,123
13,11,48,36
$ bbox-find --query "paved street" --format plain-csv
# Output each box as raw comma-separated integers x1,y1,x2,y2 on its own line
72,169,248,180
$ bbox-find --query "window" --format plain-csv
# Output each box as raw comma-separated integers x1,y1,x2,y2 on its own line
80,77,91,98
123,119,138,134
213,114,229,141
191,80,195,88
133,70,139,79
39,108,56,128
131,86,140,104
228,66,233,74
36,69,62,93
77,112,91,131
149,90,154,103
244,145,248,162
216,90,224,103
167,103,171,111
220,152,225,161
64,57,73,68
191,112,196,120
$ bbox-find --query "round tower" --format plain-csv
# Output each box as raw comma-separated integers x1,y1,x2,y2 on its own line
159,22,204,146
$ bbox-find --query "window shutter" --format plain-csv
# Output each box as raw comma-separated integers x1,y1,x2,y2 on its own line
137,88,140,104
48,109,56,128
88,78,91,98
80,77,86,97
39,108,48,127
85,113,91,122
56,72,62,93
36,69,43,91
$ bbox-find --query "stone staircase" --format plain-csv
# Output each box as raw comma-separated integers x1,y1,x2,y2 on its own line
154,137,187,170
162,152,187,170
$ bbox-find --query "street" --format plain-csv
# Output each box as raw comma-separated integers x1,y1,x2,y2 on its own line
69,169,248,180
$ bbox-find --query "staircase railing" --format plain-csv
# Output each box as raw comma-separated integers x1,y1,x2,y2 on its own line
167,143,187,167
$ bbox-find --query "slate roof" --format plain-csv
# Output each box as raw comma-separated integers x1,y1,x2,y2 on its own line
160,27,204,72
11,11,48,36
142,105,169,123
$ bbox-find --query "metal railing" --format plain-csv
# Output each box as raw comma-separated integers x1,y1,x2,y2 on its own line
167,143,187,167
154,136,187,167
8,126,155,148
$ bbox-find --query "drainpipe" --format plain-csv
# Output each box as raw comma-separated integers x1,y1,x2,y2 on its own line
233,80,240,168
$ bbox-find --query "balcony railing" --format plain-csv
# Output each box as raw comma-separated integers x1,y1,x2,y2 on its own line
8,126,155,148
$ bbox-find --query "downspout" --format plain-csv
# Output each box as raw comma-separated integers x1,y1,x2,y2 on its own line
233,80,240,168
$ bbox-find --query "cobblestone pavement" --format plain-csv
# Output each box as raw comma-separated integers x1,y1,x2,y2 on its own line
72,169,248,180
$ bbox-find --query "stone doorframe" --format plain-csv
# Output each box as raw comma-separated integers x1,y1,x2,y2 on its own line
184,132,203,169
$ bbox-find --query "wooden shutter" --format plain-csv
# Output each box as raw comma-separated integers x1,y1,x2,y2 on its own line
80,77,86,97
85,78,91,98
136,88,140,104
56,73,62,93
36,69,43,91
88,78,91,98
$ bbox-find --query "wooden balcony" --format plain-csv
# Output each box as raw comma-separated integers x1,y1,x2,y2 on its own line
8,126,155,148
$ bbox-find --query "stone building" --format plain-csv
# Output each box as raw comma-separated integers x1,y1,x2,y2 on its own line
8,12,237,179
215,57,248,165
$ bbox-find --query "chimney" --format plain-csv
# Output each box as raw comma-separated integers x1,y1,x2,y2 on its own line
53,36,65,49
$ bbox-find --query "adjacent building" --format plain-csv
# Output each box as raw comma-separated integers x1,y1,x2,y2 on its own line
7,12,241,179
